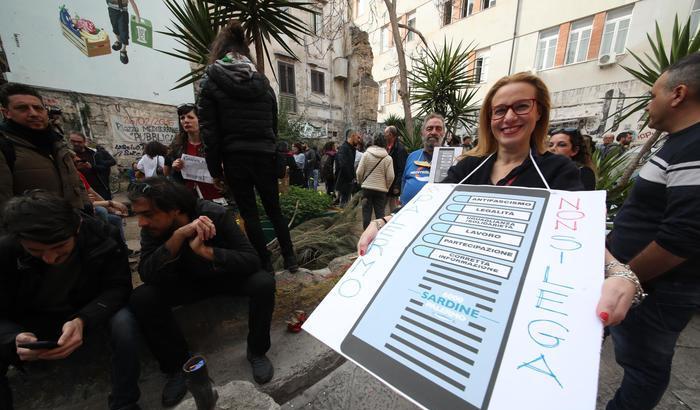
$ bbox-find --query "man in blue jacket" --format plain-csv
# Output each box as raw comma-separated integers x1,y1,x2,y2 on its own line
400,113,445,205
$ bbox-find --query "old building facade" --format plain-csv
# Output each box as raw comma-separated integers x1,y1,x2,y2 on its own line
353,0,700,140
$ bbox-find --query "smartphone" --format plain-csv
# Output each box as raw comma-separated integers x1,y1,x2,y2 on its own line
341,185,550,410
17,341,59,350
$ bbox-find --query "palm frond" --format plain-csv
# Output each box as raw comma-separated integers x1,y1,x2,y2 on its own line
159,0,314,87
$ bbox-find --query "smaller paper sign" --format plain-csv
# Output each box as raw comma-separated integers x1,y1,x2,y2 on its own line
429,147,464,183
180,154,214,184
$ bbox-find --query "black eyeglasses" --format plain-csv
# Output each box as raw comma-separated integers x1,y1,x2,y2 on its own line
491,99,537,120
177,103,195,109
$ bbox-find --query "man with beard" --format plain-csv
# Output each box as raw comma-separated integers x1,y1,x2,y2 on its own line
399,113,445,205
335,129,361,206
0,83,89,213
127,177,275,407
69,131,117,200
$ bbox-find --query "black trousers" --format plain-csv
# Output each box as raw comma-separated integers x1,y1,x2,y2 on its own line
0,308,140,410
223,153,295,265
361,189,387,229
129,270,275,374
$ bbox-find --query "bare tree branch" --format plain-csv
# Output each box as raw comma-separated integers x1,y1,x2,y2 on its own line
397,23,428,48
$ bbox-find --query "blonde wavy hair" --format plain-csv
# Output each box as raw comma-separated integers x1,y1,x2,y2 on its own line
467,72,551,157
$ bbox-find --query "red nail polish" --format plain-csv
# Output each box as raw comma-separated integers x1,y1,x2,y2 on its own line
360,250,365,256
599,312,609,322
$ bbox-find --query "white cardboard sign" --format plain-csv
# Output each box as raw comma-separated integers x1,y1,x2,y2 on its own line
303,183,606,410
180,154,214,184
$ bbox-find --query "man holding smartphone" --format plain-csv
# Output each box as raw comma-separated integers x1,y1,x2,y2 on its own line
0,191,140,410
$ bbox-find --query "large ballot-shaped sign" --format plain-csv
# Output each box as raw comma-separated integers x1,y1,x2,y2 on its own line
304,183,606,410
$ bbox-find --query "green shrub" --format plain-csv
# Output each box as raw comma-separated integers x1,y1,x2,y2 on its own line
257,186,333,226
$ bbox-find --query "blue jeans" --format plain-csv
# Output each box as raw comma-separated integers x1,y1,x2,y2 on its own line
308,169,320,191
108,8,129,45
94,206,126,242
606,281,700,410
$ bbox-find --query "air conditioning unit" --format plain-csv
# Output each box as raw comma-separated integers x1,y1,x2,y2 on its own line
598,53,617,67
333,57,348,80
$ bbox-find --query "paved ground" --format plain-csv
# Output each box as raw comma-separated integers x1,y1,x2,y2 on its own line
284,312,700,410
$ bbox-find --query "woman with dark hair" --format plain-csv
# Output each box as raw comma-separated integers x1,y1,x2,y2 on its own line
198,19,298,276
137,141,167,178
549,128,597,190
165,104,221,199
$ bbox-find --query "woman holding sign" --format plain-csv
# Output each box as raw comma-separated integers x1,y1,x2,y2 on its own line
357,72,639,326
166,104,220,200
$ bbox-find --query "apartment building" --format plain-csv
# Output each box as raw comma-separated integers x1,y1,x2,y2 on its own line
353,0,700,138
256,1,347,139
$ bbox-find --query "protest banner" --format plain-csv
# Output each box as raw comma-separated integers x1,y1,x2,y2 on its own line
180,154,214,184
109,114,178,163
304,183,606,410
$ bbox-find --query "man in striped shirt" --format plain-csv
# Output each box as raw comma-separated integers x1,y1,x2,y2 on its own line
605,52,700,410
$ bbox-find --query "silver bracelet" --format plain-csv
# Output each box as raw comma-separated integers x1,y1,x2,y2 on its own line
373,218,386,231
604,262,646,306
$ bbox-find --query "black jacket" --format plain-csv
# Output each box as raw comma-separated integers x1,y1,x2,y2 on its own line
443,150,584,190
198,61,278,179
138,200,261,285
77,146,116,199
334,141,356,192
388,141,408,194
0,215,131,364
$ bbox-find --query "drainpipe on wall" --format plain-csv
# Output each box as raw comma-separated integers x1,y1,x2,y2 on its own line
507,0,522,75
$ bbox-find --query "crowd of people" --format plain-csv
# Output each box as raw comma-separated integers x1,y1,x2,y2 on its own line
0,19,290,410
0,14,698,410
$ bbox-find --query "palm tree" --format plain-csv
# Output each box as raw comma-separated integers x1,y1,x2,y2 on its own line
159,0,313,89
409,40,481,140
615,15,700,185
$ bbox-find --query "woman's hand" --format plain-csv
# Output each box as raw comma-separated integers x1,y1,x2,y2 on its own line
357,215,392,256
596,276,636,326
172,159,184,171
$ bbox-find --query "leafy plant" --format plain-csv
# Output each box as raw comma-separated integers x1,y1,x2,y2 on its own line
159,0,226,89
257,186,333,226
613,15,700,185
159,0,313,89
409,40,481,138
593,148,633,221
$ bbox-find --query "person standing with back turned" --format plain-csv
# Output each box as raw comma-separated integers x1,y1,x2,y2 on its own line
198,19,298,273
